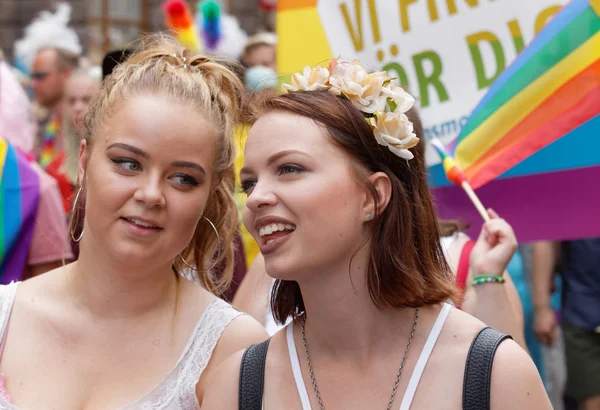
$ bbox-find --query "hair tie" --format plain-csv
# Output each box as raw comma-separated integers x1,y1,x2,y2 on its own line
170,53,189,69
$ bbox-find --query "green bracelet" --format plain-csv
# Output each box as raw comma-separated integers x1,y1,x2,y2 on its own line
472,275,505,286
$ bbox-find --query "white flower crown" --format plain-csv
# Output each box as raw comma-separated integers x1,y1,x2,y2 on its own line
282,58,419,160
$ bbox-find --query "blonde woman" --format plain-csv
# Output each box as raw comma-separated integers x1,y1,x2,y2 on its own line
0,35,266,409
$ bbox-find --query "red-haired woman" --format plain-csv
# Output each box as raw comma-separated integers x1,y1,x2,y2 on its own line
206,60,548,409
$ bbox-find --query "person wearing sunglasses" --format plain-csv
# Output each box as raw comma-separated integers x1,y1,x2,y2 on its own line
30,47,78,112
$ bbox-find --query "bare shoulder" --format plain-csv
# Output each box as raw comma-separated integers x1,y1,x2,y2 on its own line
424,306,484,371
198,308,268,401
490,339,552,409
201,349,245,409
442,305,487,343
217,313,270,354
19,263,66,292
420,307,549,409
194,282,268,366
14,265,69,312
201,322,282,410
202,324,293,409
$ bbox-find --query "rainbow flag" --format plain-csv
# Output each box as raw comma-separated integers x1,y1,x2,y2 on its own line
430,0,600,242
0,138,40,282
438,0,600,189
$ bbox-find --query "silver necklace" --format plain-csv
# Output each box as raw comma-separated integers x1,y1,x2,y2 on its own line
301,308,419,410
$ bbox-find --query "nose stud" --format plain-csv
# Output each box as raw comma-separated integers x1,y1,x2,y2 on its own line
365,213,374,221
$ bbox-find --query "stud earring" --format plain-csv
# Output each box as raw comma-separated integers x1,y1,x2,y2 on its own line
365,213,374,221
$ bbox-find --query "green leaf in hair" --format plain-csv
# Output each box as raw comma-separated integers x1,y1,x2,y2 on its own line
387,97,398,112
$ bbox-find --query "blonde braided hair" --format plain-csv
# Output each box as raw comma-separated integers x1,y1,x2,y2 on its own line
71,34,244,295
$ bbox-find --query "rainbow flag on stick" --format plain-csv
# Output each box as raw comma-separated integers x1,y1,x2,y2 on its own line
445,0,600,189
430,0,600,242
0,139,40,282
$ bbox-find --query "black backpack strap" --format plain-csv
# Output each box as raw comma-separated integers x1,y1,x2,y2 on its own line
238,338,271,410
462,327,512,410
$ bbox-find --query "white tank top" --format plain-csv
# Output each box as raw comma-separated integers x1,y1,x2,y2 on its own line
285,303,453,410
0,281,243,410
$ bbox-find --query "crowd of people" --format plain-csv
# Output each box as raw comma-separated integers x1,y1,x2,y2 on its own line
0,6,598,410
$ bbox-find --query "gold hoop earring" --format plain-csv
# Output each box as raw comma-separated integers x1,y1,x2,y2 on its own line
70,186,84,243
178,217,222,272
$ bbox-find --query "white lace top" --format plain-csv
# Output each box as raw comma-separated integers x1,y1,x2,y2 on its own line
0,282,243,410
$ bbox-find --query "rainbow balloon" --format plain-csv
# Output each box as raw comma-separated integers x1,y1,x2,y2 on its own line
0,138,40,282
163,0,203,53
443,0,600,190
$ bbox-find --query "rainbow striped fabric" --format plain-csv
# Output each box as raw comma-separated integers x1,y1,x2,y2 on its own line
0,138,40,282
430,0,600,242
435,0,600,189
38,115,61,170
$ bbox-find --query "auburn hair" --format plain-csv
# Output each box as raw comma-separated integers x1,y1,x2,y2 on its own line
248,91,458,323
69,34,244,295
407,107,470,237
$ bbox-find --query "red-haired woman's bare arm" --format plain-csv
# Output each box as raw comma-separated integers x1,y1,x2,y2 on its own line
196,315,267,404
200,350,245,409
490,339,552,409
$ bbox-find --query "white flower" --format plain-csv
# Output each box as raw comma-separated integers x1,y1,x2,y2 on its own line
328,58,347,76
369,111,419,160
328,60,387,114
281,65,330,93
282,58,420,162
381,84,415,113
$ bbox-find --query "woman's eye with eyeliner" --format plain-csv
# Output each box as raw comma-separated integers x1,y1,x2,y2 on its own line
241,179,256,194
111,158,142,172
172,174,199,186
278,164,304,175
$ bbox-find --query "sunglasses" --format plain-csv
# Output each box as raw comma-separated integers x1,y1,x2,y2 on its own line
30,71,52,81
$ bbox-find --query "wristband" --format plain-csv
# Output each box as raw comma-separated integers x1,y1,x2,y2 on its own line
472,274,505,286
